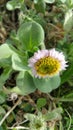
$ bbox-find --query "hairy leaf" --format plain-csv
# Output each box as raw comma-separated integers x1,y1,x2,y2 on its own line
64,9,73,32
0,44,13,59
12,53,29,71
33,75,61,93
16,71,36,95
44,0,55,3
17,21,44,51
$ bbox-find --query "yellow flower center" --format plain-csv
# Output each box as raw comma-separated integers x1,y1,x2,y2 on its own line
34,57,61,77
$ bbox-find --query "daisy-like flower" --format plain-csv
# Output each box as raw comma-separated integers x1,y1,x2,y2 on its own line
28,48,68,78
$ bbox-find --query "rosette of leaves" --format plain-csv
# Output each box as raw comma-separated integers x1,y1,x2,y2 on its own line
0,21,61,95
24,107,63,130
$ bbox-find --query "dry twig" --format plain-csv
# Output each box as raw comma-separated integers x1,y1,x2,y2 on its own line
0,96,23,126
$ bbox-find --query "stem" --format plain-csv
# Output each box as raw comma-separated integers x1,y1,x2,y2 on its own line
7,126,29,130
45,93,73,103
41,43,46,49
55,98,73,102
0,96,23,126
47,23,62,31
59,121,63,130
65,109,72,130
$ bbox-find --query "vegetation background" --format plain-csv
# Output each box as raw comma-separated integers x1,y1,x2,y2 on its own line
0,0,73,130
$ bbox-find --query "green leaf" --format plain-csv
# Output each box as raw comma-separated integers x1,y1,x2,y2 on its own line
0,67,12,90
0,126,3,130
0,106,6,115
71,0,73,5
64,92,73,98
0,57,11,68
66,43,73,61
37,98,47,109
34,15,46,28
0,44,13,59
11,86,23,95
6,0,24,10
33,75,61,93
7,114,14,123
61,64,73,84
64,9,73,32
24,113,36,121
60,0,66,3
0,91,6,104
16,71,36,95
21,103,32,112
17,21,44,51
44,108,63,121
34,0,46,13
44,0,55,3
12,53,29,71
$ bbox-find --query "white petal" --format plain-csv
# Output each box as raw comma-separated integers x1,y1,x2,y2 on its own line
28,48,68,78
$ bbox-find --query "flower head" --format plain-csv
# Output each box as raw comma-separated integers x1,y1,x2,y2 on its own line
30,114,47,130
28,48,68,78
25,113,47,130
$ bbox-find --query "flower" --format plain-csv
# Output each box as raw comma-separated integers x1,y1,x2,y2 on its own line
28,48,68,78
25,113,47,130
30,114,47,130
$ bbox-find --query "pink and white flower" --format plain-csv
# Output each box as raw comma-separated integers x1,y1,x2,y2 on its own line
28,48,68,78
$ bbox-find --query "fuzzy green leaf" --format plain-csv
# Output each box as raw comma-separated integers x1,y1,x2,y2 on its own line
6,0,24,10
17,21,44,51
64,9,73,32
44,0,55,3
16,71,36,95
60,0,66,3
0,44,13,59
44,108,63,121
0,106,6,115
12,53,29,71
37,98,47,109
0,67,12,90
61,64,73,84
0,91,6,104
33,75,61,93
